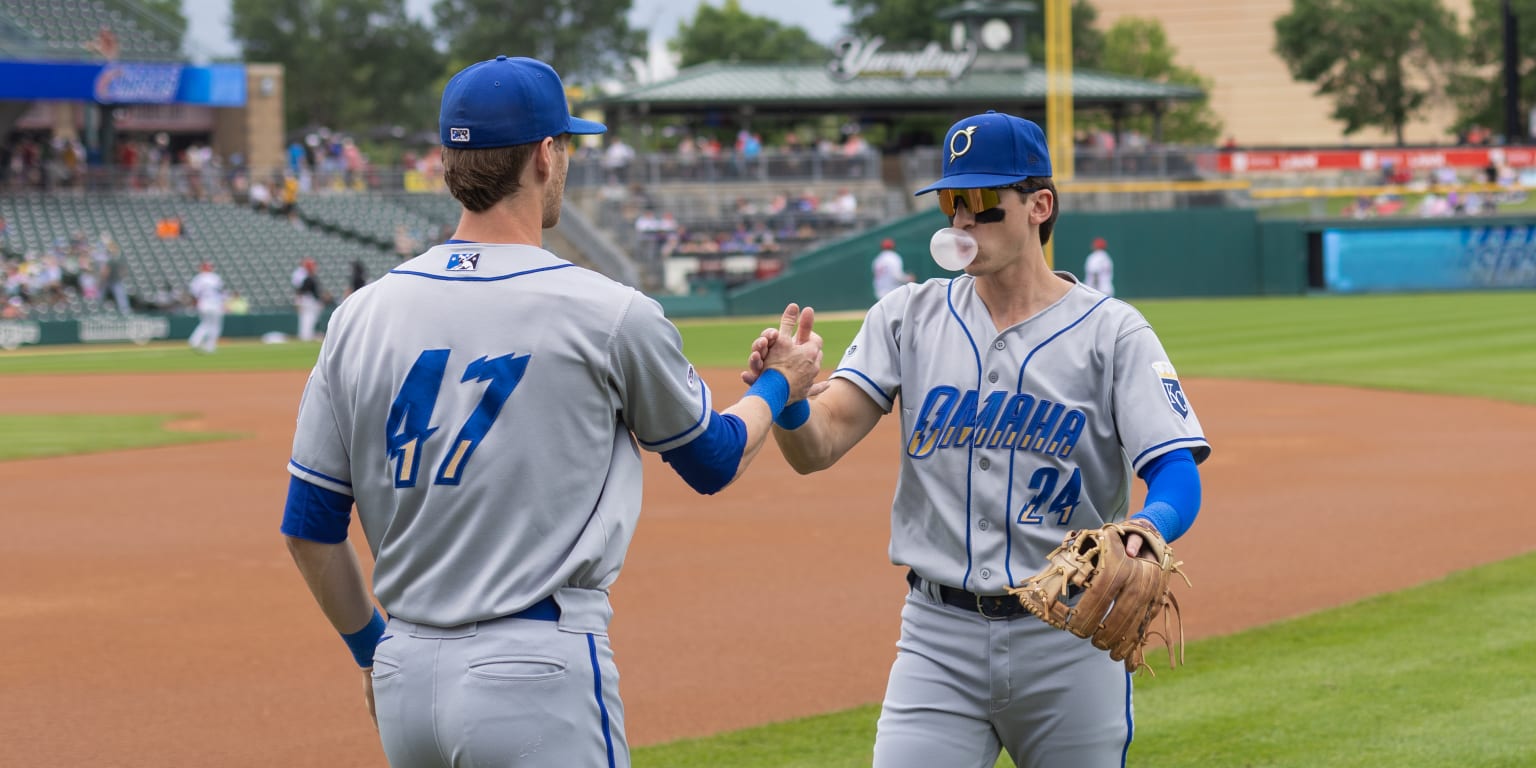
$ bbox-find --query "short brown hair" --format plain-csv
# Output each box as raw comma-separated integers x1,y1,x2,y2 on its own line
442,135,566,213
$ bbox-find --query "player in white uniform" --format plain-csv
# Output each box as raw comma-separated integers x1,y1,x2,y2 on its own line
277,55,822,768
747,111,1210,767
1085,237,1114,295
186,261,225,353
872,237,914,300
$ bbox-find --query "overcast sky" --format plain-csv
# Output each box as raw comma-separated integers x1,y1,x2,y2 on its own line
182,0,853,62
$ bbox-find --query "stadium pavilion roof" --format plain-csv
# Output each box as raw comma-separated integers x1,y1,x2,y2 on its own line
581,60,1204,120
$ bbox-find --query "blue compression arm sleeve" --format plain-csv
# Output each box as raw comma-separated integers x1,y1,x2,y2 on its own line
1131,449,1201,542
280,475,354,543
662,412,748,495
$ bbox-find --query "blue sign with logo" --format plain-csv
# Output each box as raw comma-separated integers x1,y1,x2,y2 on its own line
1322,224,1536,292
0,60,246,106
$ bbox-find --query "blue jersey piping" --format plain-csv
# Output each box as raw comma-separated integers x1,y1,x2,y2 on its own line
635,383,710,448
387,263,575,282
288,458,353,489
588,634,617,768
1005,296,1110,586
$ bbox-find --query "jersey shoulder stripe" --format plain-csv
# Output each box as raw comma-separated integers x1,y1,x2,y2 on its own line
288,458,354,496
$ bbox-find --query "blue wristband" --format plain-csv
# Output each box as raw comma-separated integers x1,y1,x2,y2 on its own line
745,368,790,420
341,608,386,668
775,398,811,430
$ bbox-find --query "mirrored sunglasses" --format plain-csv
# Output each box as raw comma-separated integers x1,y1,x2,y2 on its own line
938,184,1039,217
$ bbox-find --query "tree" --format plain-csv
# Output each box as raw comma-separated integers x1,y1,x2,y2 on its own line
231,0,443,136
1096,17,1221,144
1452,0,1536,140
836,0,1103,68
1274,0,1463,145
431,0,644,86
672,0,827,68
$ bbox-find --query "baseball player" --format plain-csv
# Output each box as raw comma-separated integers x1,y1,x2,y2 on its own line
294,257,327,341
1085,236,1115,296
872,237,915,300
746,111,1210,767
186,260,225,353
278,55,823,768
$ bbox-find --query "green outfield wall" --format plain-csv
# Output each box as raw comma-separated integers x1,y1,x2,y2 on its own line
669,209,1535,318
0,311,330,351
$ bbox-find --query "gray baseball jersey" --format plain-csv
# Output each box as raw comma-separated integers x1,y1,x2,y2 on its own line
833,273,1210,595
287,242,712,627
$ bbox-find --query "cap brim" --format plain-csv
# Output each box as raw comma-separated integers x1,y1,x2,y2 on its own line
567,116,607,135
913,172,1034,196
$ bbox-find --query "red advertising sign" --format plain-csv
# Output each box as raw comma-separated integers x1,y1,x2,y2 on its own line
1217,147,1536,173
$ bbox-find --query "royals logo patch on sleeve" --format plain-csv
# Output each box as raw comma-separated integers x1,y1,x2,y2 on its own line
1152,361,1190,418
445,252,479,271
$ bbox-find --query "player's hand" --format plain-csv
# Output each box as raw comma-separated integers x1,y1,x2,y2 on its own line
362,667,378,729
740,326,778,386
763,304,823,401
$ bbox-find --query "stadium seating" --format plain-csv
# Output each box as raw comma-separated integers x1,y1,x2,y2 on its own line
0,0,180,61
0,194,403,315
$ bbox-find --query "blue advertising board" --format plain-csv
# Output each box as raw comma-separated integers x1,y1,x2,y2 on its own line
0,60,245,106
1322,224,1536,292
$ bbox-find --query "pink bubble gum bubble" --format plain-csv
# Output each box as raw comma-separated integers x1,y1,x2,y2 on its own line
930,227,977,271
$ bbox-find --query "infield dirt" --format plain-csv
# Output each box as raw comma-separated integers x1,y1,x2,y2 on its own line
2,369,1533,766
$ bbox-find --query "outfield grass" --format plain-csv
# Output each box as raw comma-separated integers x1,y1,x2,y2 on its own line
0,413,240,461
634,552,1536,768
4,292,1535,766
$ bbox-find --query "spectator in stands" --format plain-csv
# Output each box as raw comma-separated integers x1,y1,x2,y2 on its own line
250,179,272,212
155,215,184,240
603,136,636,184
279,174,300,216
677,135,700,178
829,187,859,224
872,238,914,300
225,290,251,315
635,209,663,234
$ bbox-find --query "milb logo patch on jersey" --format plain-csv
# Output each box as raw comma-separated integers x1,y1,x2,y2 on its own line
1152,361,1190,418
446,252,480,271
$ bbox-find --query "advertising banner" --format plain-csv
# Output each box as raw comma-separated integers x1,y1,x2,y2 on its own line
0,60,246,106
1322,224,1536,292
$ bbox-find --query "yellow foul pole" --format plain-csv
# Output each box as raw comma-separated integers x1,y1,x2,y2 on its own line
1044,0,1073,268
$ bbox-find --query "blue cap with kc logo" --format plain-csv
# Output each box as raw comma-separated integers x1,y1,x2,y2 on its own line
440,55,607,149
913,111,1052,195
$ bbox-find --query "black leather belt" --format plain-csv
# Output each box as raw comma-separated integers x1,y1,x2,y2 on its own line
907,569,1028,620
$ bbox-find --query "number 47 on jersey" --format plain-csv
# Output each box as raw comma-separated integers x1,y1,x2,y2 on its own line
386,349,531,488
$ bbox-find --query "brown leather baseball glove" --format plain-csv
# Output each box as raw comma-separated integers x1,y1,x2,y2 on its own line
1007,519,1190,673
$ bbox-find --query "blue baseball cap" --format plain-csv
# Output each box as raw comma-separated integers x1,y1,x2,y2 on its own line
439,55,606,149
914,111,1052,195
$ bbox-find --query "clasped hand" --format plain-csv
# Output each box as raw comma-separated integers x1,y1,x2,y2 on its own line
742,303,824,401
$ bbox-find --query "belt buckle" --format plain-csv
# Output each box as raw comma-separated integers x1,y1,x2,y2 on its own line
975,593,1014,620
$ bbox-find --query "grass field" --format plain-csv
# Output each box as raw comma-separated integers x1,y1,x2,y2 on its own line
4,290,1535,766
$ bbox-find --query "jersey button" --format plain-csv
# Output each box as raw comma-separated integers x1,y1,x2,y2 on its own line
988,371,999,384
979,568,992,580
978,457,991,470
978,519,990,531
993,340,1006,350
